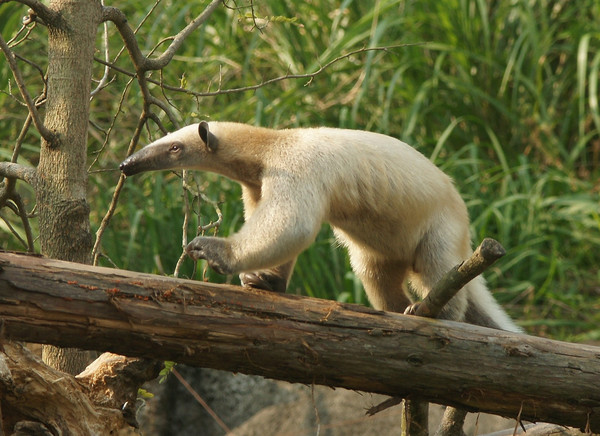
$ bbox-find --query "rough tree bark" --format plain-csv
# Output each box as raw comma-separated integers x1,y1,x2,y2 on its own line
32,0,102,375
0,251,598,433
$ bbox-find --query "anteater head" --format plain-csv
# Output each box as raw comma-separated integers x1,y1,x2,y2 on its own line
119,121,219,176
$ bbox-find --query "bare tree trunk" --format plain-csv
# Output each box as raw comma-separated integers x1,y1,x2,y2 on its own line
36,0,101,374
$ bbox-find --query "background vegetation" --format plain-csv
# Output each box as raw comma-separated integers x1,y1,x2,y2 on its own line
1,0,599,341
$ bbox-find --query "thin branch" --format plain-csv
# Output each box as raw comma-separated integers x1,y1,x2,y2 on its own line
148,95,178,126
174,173,222,278
12,51,47,84
110,0,163,65
0,33,56,145
100,6,180,126
92,112,148,266
100,6,146,71
11,114,32,164
7,19,37,47
100,1,220,134
0,0,64,28
11,192,35,252
0,210,28,248
91,174,126,266
172,368,231,434
101,1,222,73
93,43,423,99
88,75,135,172
90,0,111,98
141,0,222,71
173,170,193,278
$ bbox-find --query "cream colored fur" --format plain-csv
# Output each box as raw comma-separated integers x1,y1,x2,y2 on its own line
124,122,520,332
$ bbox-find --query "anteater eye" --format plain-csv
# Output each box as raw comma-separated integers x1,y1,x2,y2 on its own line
169,142,182,152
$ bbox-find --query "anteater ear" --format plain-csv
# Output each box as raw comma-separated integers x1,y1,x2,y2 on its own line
198,121,219,152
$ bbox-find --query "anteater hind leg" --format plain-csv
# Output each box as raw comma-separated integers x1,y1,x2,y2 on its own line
347,247,412,312
239,259,297,293
409,227,470,322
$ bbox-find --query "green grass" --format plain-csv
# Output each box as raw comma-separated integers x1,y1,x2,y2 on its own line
2,0,599,340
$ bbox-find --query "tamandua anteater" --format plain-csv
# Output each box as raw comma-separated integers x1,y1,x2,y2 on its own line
120,121,520,332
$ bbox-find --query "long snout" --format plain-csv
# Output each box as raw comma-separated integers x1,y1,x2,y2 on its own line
119,154,143,176
119,145,164,176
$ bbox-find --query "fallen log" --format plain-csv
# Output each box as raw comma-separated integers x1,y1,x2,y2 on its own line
0,251,598,432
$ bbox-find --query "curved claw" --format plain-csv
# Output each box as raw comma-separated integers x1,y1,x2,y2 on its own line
404,302,421,315
240,271,287,293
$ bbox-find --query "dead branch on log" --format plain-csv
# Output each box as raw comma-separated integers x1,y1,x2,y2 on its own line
0,251,598,432
393,238,507,436
413,238,506,318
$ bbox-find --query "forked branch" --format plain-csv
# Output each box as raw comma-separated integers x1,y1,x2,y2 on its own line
101,0,222,73
0,0,64,28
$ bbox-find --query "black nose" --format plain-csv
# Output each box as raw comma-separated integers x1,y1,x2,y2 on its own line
119,157,134,175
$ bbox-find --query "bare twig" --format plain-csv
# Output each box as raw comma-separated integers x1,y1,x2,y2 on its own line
7,19,37,47
90,0,111,98
10,192,35,252
99,0,221,137
141,0,222,71
12,114,33,163
367,397,402,416
88,76,135,171
12,49,47,84
199,207,223,233
0,33,55,145
0,0,64,28
110,0,163,65
171,368,231,434
101,0,222,72
173,170,193,278
175,173,223,279
0,210,28,248
99,6,154,113
94,43,423,98
92,113,148,265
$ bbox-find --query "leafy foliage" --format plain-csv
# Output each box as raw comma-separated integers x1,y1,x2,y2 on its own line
1,0,599,340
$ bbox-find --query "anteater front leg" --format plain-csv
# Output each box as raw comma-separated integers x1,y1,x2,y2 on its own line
185,236,235,275
187,186,322,284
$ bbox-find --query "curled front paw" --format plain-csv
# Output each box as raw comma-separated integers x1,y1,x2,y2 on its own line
185,236,234,275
